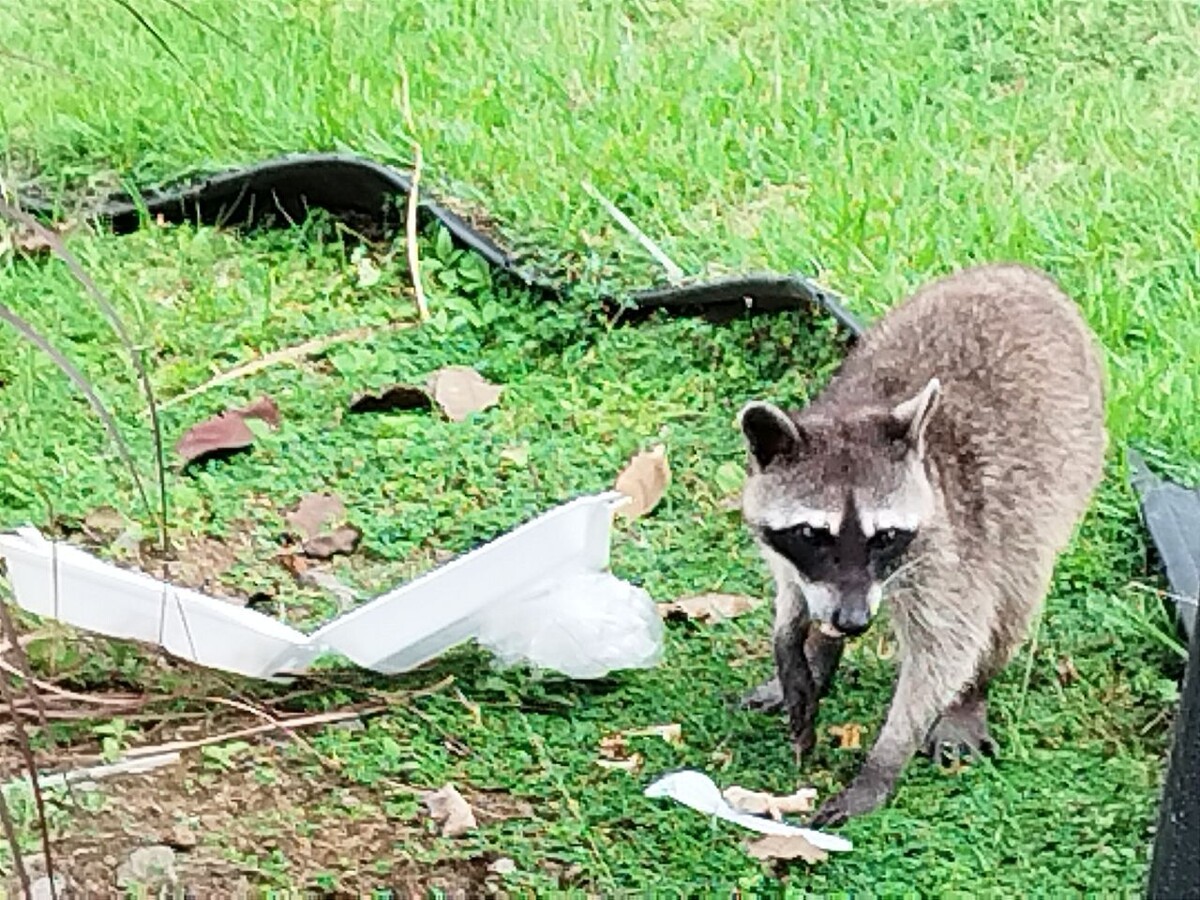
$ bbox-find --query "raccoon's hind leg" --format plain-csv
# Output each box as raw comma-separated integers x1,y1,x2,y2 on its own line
739,625,845,714
921,683,997,764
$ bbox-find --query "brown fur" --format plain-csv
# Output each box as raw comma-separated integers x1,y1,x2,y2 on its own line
738,263,1106,825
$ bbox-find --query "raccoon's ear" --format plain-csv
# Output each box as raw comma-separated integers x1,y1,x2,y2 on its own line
738,401,802,469
890,377,941,457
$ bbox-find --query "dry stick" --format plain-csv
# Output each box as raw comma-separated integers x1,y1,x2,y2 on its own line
201,694,329,769
0,647,57,899
0,787,31,899
0,659,146,708
580,179,685,284
397,60,430,321
156,324,401,411
117,705,386,761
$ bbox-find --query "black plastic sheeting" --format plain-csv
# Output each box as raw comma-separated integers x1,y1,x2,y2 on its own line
1129,451,1200,898
1129,451,1199,642
19,151,866,337
18,151,1200,893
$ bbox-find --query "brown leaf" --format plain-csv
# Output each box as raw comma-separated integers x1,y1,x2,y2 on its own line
746,834,828,864
427,366,503,421
175,413,256,465
423,784,477,837
303,525,362,560
1,218,74,256
348,383,432,414
597,733,645,774
235,395,281,428
83,505,127,540
175,394,281,465
723,785,818,819
1056,655,1080,686
614,444,670,519
828,723,862,750
657,592,758,624
284,493,360,559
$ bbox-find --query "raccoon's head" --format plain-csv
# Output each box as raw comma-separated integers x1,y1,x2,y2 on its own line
737,378,941,636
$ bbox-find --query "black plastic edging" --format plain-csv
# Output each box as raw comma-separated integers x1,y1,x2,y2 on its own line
1147,611,1200,899
17,151,866,339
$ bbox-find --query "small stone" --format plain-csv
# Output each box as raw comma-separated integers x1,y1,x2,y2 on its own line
488,857,517,875
30,874,70,900
169,823,198,850
116,845,177,888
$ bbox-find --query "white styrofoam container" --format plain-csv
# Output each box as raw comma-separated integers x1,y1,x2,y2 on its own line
310,491,625,673
0,491,627,679
0,527,316,678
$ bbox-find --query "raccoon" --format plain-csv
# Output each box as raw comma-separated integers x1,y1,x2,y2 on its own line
737,263,1106,825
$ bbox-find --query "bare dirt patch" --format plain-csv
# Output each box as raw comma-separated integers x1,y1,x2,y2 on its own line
15,748,526,896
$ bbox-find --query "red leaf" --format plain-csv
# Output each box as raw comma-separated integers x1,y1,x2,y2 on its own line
175,394,281,465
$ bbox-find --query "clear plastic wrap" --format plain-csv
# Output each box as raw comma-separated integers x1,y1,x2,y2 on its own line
474,571,664,679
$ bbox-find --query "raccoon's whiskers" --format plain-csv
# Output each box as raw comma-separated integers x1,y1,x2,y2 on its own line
881,553,930,592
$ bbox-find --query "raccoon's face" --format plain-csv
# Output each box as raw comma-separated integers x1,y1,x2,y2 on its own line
737,378,941,636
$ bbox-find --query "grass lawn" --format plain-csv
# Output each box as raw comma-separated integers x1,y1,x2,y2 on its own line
1,0,1198,893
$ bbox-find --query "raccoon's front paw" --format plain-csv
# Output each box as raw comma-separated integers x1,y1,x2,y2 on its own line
738,676,785,714
810,767,893,826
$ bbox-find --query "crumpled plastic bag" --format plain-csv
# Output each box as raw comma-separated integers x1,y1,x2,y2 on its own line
474,571,664,679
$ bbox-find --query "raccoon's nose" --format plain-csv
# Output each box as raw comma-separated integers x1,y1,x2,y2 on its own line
832,606,871,636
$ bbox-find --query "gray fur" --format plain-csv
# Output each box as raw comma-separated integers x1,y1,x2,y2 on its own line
737,263,1106,825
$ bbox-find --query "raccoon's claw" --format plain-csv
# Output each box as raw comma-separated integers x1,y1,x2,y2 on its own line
810,777,890,827
921,704,998,766
738,676,785,714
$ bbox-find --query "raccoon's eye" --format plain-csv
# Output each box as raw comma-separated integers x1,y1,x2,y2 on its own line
870,527,914,554
787,523,833,545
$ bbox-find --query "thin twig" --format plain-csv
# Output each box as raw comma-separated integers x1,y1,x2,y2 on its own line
0,785,31,898
580,179,685,284
201,694,330,769
117,705,386,761
0,643,57,897
157,324,406,411
397,60,430,321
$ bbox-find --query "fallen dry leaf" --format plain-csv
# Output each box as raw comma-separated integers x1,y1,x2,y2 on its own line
427,366,503,421
828,723,862,750
621,723,683,746
1056,655,1080,686
746,834,828,864
657,592,758,624
82,505,127,540
285,493,346,539
722,785,818,820
284,492,362,559
235,395,282,428
0,217,74,256
175,395,280,465
348,383,432,415
614,444,670,519
597,733,645,774
423,784,477,837
596,753,643,774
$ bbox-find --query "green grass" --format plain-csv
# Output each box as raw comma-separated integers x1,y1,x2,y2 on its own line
0,0,1197,893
